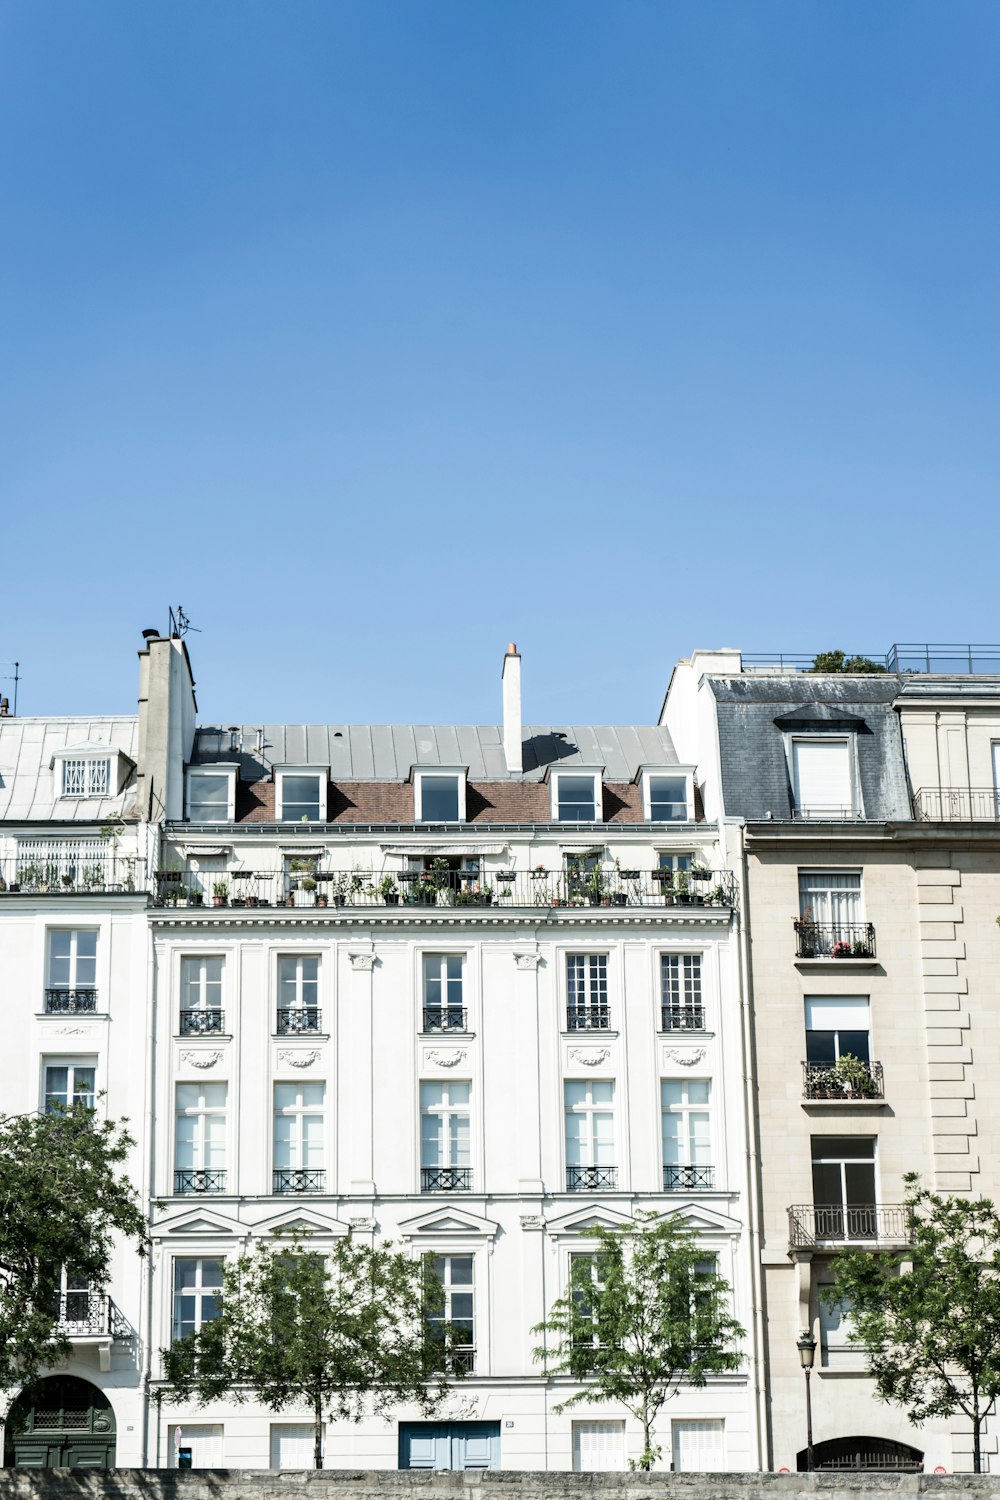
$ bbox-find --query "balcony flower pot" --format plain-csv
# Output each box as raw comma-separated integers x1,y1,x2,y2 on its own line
316,894,330,908
611,893,627,906
384,892,400,905
244,895,258,908
189,892,204,907
496,872,516,883
212,896,228,908
618,869,640,880
831,941,852,959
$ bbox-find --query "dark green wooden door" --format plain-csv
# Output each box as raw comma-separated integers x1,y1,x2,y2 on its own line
6,1377,116,1469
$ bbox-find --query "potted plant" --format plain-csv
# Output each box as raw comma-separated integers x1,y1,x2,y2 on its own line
430,857,454,905
189,889,204,907
832,1053,878,1098
586,869,608,906
375,875,399,905
652,868,673,885
690,864,711,883
496,870,517,883
853,937,872,957
674,872,692,904
707,884,727,906
316,891,330,908
831,939,852,959
212,882,229,908
300,876,317,903
796,909,818,957
531,864,548,879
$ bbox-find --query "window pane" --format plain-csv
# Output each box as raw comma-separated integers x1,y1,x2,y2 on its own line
280,775,322,821
420,776,460,821
649,776,688,820
421,1082,444,1110
564,1081,587,1108
687,1080,710,1106
813,1136,875,1161
189,775,230,821
421,1114,442,1164
812,1161,842,1204
557,776,597,821
591,1080,614,1105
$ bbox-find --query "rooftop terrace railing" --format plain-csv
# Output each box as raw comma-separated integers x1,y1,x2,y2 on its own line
0,854,145,896
912,787,1000,822
743,644,1000,675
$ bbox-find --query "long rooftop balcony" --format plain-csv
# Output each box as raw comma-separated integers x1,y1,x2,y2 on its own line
742,643,1000,675
0,852,144,895
912,787,1000,822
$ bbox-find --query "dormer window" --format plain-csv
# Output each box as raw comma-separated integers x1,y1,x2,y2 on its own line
414,770,467,822
54,744,129,800
790,738,857,819
186,766,237,823
275,768,327,823
551,771,603,823
62,758,110,798
641,770,693,822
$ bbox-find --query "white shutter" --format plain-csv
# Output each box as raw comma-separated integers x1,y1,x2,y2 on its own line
270,1424,316,1468
792,741,853,817
805,997,870,1032
572,1421,625,1471
993,744,1000,812
671,1420,724,1472
181,1425,223,1468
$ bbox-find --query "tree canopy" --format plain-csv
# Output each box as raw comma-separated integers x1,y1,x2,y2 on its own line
824,1176,1000,1472
808,649,886,674
532,1212,744,1470
163,1235,455,1468
0,1104,147,1400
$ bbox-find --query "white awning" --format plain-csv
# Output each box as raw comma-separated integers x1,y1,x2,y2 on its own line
380,843,508,857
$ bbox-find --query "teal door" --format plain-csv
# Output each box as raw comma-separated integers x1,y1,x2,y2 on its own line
399,1422,500,1470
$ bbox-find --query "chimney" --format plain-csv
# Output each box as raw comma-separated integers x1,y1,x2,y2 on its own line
502,643,522,774
133,631,198,822
0,697,8,717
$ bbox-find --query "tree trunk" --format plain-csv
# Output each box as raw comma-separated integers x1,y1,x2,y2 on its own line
973,1412,982,1475
642,1405,653,1471
313,1389,323,1470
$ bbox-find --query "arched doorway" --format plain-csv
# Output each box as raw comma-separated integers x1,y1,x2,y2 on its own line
797,1436,923,1472
4,1376,116,1468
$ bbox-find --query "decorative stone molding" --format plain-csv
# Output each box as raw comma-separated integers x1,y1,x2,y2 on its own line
568,1047,611,1067
277,1048,322,1069
519,1214,544,1230
438,1394,479,1421
513,952,541,971
180,1050,224,1069
349,1217,375,1232
52,1025,98,1037
663,1046,707,1067
348,952,376,971
425,1048,468,1069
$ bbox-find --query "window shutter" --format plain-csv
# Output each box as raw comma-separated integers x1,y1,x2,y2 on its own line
792,741,853,816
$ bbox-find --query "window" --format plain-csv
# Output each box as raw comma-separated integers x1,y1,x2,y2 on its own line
51,1264,94,1330
661,953,704,1031
805,997,870,1064
553,773,600,822
273,1083,325,1193
791,738,856,818
180,956,224,1035
423,954,465,1032
60,757,111,798
420,1082,471,1191
186,770,235,823
566,953,610,1030
44,1061,96,1114
811,1136,877,1240
568,1252,605,1360
662,1080,713,1190
658,851,693,873
644,773,690,821
426,1254,475,1372
175,1083,227,1193
173,1258,224,1339
819,1293,858,1367
277,955,320,1033
671,1420,725,1473
565,1080,616,1190
573,1421,625,1472
276,771,325,823
414,772,466,822
797,869,870,954
46,929,97,1013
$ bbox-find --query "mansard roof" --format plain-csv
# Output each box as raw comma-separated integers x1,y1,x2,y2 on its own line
0,715,139,822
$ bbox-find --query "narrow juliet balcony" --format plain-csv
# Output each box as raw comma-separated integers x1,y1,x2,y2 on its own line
661,1003,706,1032
788,1203,912,1248
55,1292,132,1342
567,1165,618,1192
794,921,876,960
803,1059,884,1101
663,1165,715,1191
273,1168,325,1194
421,1166,472,1192
175,1169,227,1195
566,1004,611,1031
179,1008,224,1035
44,988,97,1015
422,1006,468,1033
276,1007,321,1034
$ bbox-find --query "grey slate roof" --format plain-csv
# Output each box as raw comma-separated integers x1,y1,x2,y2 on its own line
707,677,912,821
0,716,139,822
190,723,680,784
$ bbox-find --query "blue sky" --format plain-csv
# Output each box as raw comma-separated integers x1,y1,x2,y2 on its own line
2,1,998,726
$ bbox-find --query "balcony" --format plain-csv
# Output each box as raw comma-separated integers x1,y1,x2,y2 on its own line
276,1007,321,1034
788,1203,912,1248
567,1165,618,1192
179,1008,224,1035
55,1292,132,1342
794,921,876,960
44,988,97,1015
803,1060,884,1101
913,787,1000,822
422,1007,468,1033
663,1165,715,1191
661,1004,705,1032
566,1005,611,1031
2,852,144,896
273,1168,325,1194
421,1166,472,1192
175,1169,227,1194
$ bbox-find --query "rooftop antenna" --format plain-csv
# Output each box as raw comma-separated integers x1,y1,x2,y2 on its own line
169,605,200,639
0,661,20,716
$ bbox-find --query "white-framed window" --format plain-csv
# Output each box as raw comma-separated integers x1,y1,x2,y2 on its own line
59,756,111,798
413,770,467,822
275,769,326,823
573,1421,625,1472
565,1080,616,1189
47,929,98,993
277,954,320,1033
273,1082,326,1192
642,771,692,821
567,1251,605,1357
43,1060,96,1114
671,1419,725,1472
179,955,224,1035
790,737,857,818
819,1292,858,1367
657,850,694,873
426,1253,475,1372
798,869,862,926
811,1135,877,1239
422,953,465,1032
660,953,704,1031
551,772,601,822
805,996,871,1064
172,1257,224,1339
420,1081,471,1190
186,768,236,823
661,1079,713,1190
175,1082,227,1192
566,953,610,1030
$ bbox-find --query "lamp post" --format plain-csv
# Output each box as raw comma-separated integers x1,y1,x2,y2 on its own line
797,1331,817,1472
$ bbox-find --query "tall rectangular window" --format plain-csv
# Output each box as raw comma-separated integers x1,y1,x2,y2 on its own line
426,1254,475,1372
175,1083,227,1193
647,775,689,821
277,773,324,822
416,774,462,822
273,1082,325,1193
566,954,609,1030
565,1080,616,1190
805,997,870,1063
422,954,465,1032
791,739,855,818
811,1136,877,1241
568,1252,604,1358
44,1061,96,1114
420,1082,471,1191
180,956,224,1035
277,955,320,1033
554,774,599,822
173,1258,224,1339
660,953,704,1031
46,929,98,1013
186,772,233,823
661,1080,713,1190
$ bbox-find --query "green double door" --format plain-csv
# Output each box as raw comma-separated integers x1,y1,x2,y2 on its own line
6,1377,116,1470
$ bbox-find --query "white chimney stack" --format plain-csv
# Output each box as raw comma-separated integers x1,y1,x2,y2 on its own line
502,643,522,774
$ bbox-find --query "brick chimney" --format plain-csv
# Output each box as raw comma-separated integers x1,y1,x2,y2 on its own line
502,643,522,774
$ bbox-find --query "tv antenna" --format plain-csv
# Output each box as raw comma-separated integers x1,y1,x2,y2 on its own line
169,606,200,639
0,661,20,716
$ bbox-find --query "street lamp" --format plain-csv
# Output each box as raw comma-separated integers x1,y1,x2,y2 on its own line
797,1330,817,1472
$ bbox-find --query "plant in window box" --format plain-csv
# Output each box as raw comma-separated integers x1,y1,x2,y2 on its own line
689,864,710,882
831,939,852,959
212,882,229,908
375,875,399,905
674,872,692,904
188,889,204,907
60,873,75,890
83,863,104,889
652,868,673,885
852,937,872,957
585,870,609,906
832,1053,878,1098
531,864,548,879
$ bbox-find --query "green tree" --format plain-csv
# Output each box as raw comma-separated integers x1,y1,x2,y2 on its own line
824,1176,1000,1472
0,1104,147,1399
163,1236,455,1469
808,649,886,674
532,1212,744,1470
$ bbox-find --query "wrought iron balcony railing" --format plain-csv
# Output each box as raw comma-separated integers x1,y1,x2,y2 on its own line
661,1004,706,1032
788,1203,912,1247
175,1168,227,1195
44,988,97,1014
273,1168,325,1194
566,1005,611,1031
913,787,1000,822
663,1165,715,1191
567,1165,618,1191
2,854,145,896
421,1166,472,1192
803,1060,884,1101
422,1007,468,1033
794,921,876,959
179,1008,224,1035
54,1292,132,1341
276,1007,321,1034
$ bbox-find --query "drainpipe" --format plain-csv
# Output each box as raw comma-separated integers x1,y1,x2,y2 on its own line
141,893,159,1466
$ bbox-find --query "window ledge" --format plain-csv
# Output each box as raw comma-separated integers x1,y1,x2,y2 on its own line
37,1011,109,1022
801,1097,887,1111
419,1031,475,1041
658,1029,715,1040
174,1032,233,1043
795,958,880,971
561,1030,620,1041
